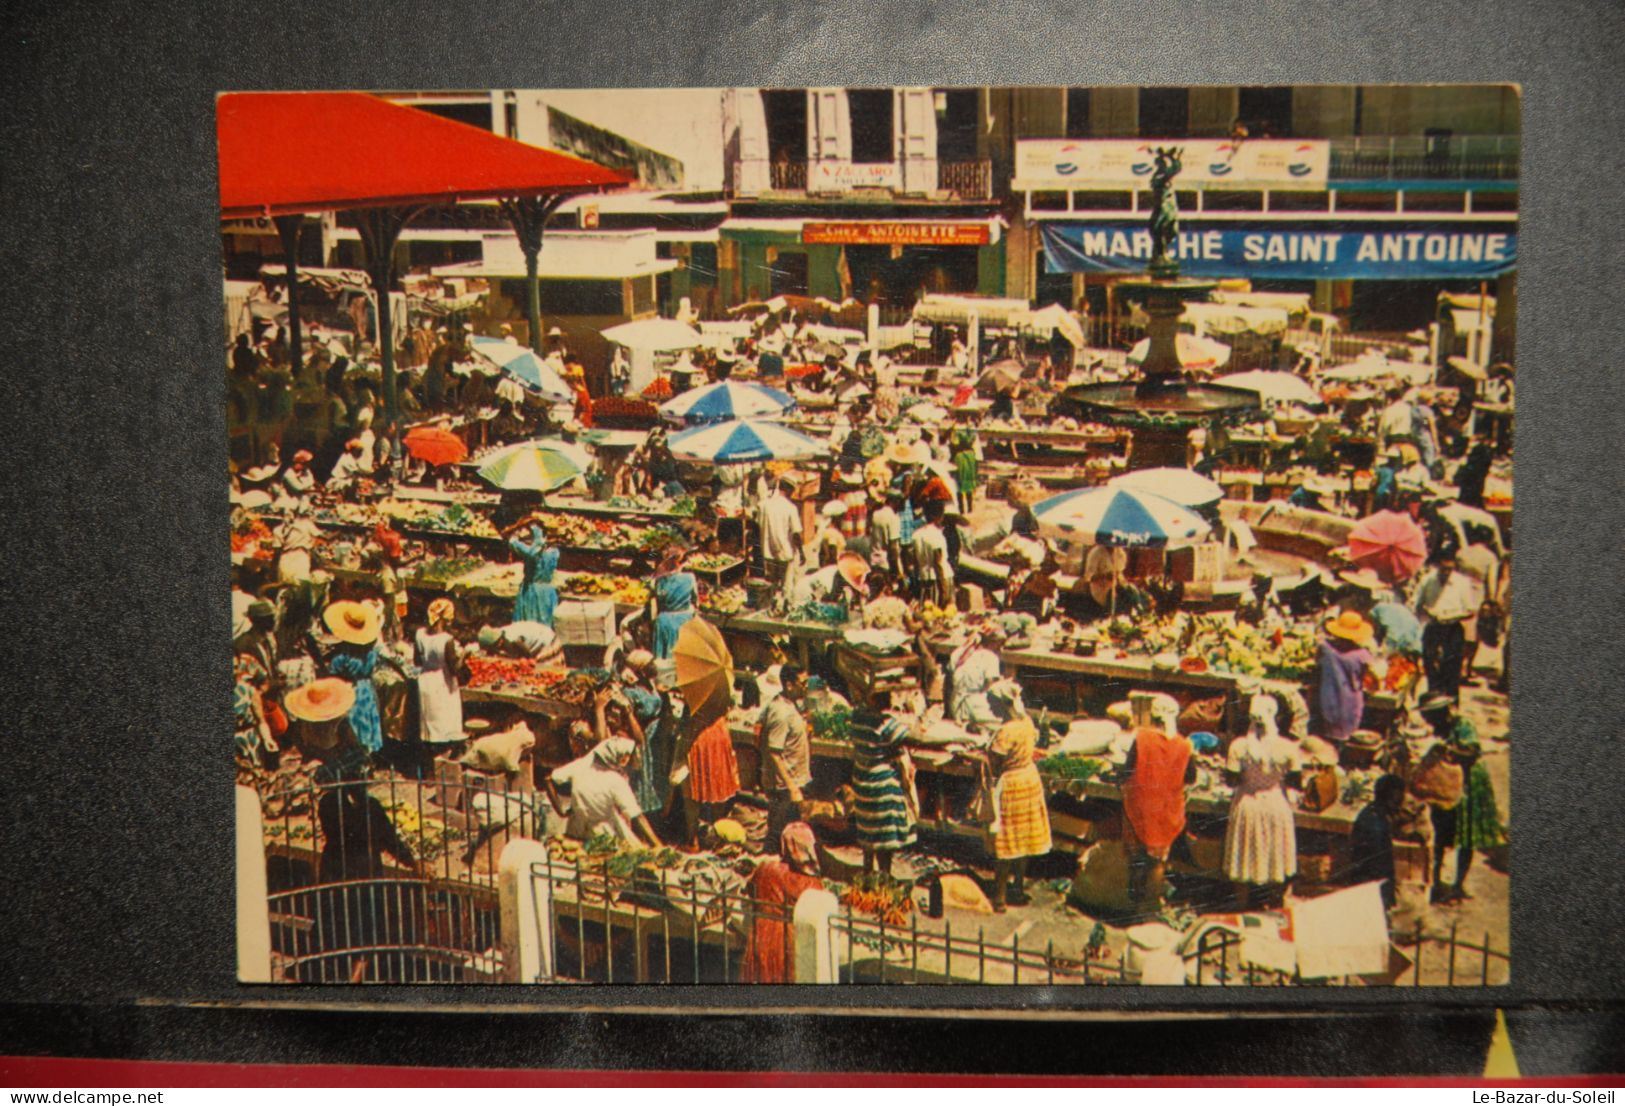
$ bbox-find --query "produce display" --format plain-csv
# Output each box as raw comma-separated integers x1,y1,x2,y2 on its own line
378,796,466,862
526,510,686,556
686,553,742,573
1105,612,1319,681
785,600,848,626
809,705,853,743
838,872,915,928
603,493,697,517
464,656,568,695
1037,754,1108,783
558,572,651,607
231,517,275,559
917,601,963,634
410,554,487,588
699,585,747,615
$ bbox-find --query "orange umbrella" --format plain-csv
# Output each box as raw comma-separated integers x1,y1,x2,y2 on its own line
403,425,469,466
672,617,734,713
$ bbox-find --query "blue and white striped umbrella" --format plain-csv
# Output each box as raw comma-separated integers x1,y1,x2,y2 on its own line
1032,486,1211,549
659,381,796,426
469,337,573,403
667,419,830,465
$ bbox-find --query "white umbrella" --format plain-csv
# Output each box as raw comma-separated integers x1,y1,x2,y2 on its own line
1215,370,1321,406
1032,486,1211,548
600,318,705,351
1107,467,1224,507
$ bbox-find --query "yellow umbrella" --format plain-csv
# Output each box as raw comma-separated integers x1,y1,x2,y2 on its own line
672,617,734,713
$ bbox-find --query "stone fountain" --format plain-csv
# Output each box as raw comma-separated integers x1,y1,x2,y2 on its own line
1057,146,1259,469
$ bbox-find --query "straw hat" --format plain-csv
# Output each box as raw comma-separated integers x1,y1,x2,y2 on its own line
284,677,356,723
821,499,848,519
1324,610,1375,649
324,600,381,645
836,552,870,593
427,598,455,625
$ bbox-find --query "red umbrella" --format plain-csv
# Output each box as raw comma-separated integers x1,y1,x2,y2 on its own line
402,426,469,467
1347,509,1429,583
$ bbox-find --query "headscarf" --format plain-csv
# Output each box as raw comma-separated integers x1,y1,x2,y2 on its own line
986,678,1027,720
427,598,454,626
1247,693,1280,739
591,736,638,768
1150,693,1181,735
780,821,820,876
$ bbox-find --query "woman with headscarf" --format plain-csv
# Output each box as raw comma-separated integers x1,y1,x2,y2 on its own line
275,498,320,585
982,680,1052,912
741,822,825,983
614,648,678,819
505,514,561,628
233,652,280,788
1434,719,1506,904
545,736,663,847
1120,693,1194,907
649,545,698,660
1223,694,1303,909
1318,610,1379,745
849,691,917,876
414,598,465,752
947,625,1005,731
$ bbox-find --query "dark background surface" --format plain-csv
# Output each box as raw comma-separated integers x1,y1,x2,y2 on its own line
1,0,1622,1076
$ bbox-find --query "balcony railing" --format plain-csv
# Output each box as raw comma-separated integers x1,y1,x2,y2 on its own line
769,160,807,191
938,158,993,200
1330,135,1520,181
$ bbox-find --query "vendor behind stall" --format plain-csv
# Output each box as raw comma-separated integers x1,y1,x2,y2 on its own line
1061,545,1147,623
650,545,699,660
504,515,561,629
948,624,1005,731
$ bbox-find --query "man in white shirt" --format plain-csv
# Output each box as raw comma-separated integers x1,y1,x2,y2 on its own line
759,664,813,842
868,488,902,578
545,738,662,846
759,479,803,588
326,439,367,491
1377,387,1415,449
1415,546,1482,707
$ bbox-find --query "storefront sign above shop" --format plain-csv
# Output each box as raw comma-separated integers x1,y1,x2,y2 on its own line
1040,222,1517,280
802,222,993,247
808,161,902,191
1015,139,1331,191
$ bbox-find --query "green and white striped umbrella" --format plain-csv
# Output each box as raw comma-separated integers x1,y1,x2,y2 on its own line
476,438,593,492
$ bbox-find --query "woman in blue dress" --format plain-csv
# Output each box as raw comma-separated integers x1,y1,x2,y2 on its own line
649,545,698,660
506,515,561,627
322,601,392,757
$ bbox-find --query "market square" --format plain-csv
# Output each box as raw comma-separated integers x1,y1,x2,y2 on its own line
225,84,1515,986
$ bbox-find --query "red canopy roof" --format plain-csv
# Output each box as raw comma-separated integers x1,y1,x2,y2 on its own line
217,91,628,219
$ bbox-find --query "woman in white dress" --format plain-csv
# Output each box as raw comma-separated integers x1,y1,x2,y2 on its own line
948,626,1006,732
1223,694,1303,909
414,598,465,750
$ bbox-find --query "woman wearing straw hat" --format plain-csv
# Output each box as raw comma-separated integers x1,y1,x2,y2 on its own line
282,675,361,769
1223,694,1303,909
981,680,1052,912
504,515,561,629
1317,609,1379,746
414,598,465,752
322,600,397,759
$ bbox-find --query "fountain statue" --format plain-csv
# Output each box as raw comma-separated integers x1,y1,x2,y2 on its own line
1055,142,1259,468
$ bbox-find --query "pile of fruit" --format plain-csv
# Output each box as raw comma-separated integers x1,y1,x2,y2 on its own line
687,553,742,573
464,656,569,696
591,396,661,424
918,601,963,634
1365,653,1419,694
231,517,275,559
1108,612,1320,682
559,572,651,606
839,872,915,928
378,797,465,862
809,705,853,742
700,586,748,615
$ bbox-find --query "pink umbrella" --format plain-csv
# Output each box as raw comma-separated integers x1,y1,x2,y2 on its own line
1347,509,1429,583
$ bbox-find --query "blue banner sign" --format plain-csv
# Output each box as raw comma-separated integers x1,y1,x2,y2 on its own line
1040,223,1516,280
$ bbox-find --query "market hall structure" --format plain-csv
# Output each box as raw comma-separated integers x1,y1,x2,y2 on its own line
226,84,1514,986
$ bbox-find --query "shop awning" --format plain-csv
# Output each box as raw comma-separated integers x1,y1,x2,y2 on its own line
217,92,627,218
